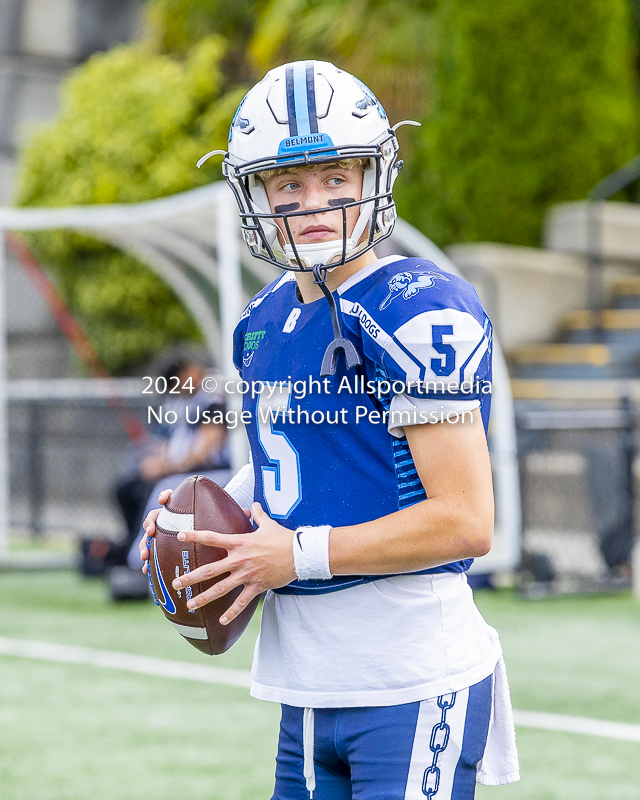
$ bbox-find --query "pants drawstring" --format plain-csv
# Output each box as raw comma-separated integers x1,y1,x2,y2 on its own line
302,707,316,798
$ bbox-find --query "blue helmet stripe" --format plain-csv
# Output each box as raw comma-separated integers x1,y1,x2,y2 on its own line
285,66,298,137
305,62,319,133
278,61,333,160
292,61,311,137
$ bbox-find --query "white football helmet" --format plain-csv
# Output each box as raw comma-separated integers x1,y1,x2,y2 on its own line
200,61,406,272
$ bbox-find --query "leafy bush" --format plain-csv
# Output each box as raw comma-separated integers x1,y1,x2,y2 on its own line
146,0,257,64
16,37,246,373
399,0,640,247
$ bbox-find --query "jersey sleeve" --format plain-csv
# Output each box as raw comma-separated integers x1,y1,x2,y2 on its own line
340,259,492,436
381,306,491,437
386,393,481,438
382,305,492,400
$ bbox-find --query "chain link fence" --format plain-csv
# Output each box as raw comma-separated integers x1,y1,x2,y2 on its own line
8,379,148,544
516,399,636,596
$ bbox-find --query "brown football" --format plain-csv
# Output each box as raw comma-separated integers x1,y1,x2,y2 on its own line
147,475,258,655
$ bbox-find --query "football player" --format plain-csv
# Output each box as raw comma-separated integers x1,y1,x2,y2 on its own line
140,61,519,799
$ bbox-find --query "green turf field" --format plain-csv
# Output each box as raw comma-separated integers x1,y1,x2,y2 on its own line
0,571,638,799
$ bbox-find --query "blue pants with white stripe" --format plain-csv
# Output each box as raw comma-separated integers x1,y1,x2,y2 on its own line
271,674,492,800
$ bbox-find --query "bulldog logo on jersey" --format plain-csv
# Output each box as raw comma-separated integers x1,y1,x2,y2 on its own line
379,271,450,310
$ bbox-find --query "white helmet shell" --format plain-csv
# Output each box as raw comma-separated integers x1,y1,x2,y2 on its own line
228,61,390,168
217,61,402,272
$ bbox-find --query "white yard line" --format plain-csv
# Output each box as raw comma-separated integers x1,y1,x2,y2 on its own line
512,709,640,743
1,636,639,743
0,636,251,688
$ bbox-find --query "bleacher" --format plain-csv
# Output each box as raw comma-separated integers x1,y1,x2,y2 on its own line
512,282,640,380
451,200,640,594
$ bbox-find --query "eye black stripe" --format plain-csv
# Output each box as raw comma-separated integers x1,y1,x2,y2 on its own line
305,62,319,134
328,198,356,206
274,203,300,213
285,66,298,137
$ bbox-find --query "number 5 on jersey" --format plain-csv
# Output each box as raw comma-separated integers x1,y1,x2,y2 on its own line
256,387,302,518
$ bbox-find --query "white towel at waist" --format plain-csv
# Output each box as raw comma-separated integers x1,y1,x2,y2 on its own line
477,655,520,786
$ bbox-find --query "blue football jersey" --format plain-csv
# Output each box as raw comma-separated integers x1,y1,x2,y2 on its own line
232,257,493,594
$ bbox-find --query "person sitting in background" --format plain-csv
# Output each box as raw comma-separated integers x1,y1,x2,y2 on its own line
138,360,228,483
115,350,230,554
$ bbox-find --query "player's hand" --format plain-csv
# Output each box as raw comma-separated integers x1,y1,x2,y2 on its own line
138,488,172,574
170,502,295,625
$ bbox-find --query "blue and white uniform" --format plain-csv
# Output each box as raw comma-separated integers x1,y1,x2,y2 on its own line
233,254,492,586
228,255,518,798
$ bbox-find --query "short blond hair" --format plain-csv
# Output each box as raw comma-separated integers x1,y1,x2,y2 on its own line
258,157,368,181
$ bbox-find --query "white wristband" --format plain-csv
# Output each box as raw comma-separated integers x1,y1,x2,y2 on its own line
292,525,333,581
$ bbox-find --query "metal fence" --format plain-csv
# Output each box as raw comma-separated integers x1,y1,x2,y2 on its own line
516,399,636,596
8,378,147,541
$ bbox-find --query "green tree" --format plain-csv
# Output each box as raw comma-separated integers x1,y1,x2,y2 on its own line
403,0,640,246
249,0,438,127
17,38,246,373
146,0,258,80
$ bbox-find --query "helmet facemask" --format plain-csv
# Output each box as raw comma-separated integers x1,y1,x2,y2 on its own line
225,133,400,274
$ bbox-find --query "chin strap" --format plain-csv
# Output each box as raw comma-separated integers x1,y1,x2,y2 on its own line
313,264,362,377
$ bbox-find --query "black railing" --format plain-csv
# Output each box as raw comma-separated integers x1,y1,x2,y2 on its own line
587,154,640,328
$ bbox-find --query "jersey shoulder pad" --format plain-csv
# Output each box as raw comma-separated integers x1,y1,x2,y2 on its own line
365,257,483,325
237,272,295,324
341,258,491,391
340,257,486,339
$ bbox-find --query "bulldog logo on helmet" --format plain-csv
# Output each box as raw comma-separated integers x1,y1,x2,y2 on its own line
229,97,254,140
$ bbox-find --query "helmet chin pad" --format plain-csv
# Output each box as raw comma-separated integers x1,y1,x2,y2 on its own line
283,238,357,269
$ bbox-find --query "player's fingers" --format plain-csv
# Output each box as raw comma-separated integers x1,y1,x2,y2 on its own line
158,489,172,504
177,529,242,549
186,574,242,610
219,586,259,625
142,506,162,536
242,507,251,519
171,556,232,590
251,502,268,525
138,532,151,562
